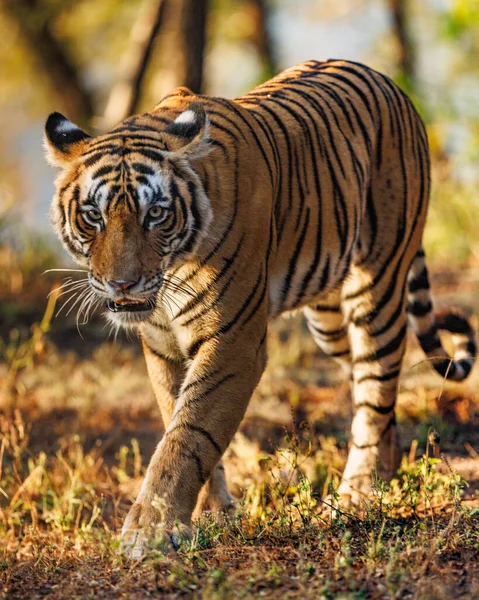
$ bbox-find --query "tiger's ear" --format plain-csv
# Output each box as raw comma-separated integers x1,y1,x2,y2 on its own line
162,103,209,158
44,112,91,167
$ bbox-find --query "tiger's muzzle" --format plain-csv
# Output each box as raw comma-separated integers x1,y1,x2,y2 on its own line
90,271,164,325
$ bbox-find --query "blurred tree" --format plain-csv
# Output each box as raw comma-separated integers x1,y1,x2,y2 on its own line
387,0,416,94
142,0,210,107
102,0,210,127
180,0,210,93
102,0,169,129
2,0,94,125
251,0,277,79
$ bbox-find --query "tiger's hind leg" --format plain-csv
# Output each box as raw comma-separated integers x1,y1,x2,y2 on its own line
337,264,407,503
303,291,351,373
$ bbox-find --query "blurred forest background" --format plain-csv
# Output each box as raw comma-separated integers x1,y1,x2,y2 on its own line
1,0,479,249
1,2,479,597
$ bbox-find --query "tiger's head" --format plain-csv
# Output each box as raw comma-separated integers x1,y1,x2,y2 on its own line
44,103,212,327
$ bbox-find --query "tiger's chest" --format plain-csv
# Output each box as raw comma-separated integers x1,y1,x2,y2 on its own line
140,310,183,361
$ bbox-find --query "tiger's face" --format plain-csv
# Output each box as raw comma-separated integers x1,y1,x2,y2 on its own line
44,104,212,326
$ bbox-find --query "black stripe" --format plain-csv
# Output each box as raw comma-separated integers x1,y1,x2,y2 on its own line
184,373,235,401
143,342,181,363
436,311,473,335
314,303,341,313
92,165,114,179
175,239,242,321
408,268,429,293
132,148,164,163
407,300,432,317
178,450,206,484
256,327,268,357
207,108,249,142
329,349,350,358
248,108,280,187
182,369,221,394
308,324,346,342
131,162,156,176
319,72,376,147
242,214,275,325
354,323,407,364
180,180,202,255
355,400,396,415
356,370,400,385
433,359,457,379
187,269,263,359
466,340,476,356
457,359,473,377
280,207,311,307
172,423,222,454
417,330,441,354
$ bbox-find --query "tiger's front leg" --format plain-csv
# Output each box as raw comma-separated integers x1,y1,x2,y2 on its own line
121,327,267,559
141,327,234,519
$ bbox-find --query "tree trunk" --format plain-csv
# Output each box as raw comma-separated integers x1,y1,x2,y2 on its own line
388,0,416,91
179,0,209,94
251,0,278,78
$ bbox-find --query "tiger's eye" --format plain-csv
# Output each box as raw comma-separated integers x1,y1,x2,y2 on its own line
87,209,102,221
148,206,163,218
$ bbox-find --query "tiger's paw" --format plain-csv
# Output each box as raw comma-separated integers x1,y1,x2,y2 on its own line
336,435,400,507
336,476,374,508
120,502,193,560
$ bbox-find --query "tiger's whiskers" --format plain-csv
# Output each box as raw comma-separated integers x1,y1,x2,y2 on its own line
43,268,89,274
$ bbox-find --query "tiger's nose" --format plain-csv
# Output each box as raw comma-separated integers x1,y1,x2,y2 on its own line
107,279,138,291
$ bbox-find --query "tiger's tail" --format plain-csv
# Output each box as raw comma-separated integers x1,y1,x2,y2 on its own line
407,247,476,381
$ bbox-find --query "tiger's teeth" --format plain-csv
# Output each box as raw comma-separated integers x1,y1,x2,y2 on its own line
114,298,147,305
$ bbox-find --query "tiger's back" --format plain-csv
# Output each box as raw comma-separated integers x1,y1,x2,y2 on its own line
238,60,429,315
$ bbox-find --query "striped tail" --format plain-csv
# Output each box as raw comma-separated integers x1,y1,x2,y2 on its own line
407,247,476,381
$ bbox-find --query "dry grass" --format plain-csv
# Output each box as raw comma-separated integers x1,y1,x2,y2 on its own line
0,255,478,598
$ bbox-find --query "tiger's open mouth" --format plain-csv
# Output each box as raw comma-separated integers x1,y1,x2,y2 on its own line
106,297,154,313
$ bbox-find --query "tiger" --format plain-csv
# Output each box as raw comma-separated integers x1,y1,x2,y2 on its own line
44,59,476,558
